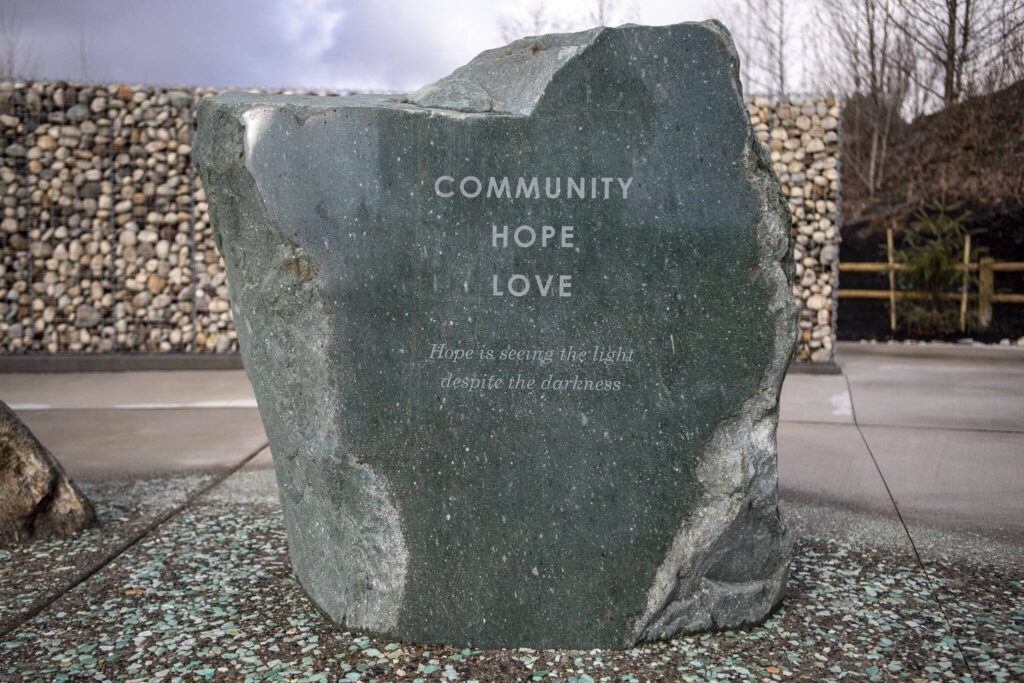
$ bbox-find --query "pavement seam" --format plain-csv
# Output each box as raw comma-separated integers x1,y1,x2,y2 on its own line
841,373,977,680
0,441,269,641
781,418,1024,435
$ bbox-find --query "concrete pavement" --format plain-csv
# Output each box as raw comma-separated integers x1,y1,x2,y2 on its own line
1,370,263,479
779,341,1024,547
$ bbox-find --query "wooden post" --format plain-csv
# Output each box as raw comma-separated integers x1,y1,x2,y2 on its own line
960,233,971,332
979,256,994,329
886,227,897,332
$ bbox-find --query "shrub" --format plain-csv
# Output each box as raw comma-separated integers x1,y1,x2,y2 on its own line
891,203,983,336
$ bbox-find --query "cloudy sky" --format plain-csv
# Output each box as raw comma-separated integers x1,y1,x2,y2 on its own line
5,0,724,93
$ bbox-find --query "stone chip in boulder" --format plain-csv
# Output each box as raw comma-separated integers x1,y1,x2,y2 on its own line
0,400,96,544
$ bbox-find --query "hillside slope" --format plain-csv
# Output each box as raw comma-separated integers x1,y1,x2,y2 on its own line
840,80,1024,341
845,79,1024,235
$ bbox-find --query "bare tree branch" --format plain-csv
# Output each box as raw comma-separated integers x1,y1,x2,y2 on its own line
499,0,638,43
815,0,915,204
498,1,565,43
888,0,1024,107
723,0,795,96
0,4,38,81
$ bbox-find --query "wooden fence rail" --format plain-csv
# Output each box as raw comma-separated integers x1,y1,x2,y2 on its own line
838,228,1024,331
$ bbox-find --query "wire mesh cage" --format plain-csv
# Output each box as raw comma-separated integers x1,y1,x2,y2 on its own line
2,83,841,361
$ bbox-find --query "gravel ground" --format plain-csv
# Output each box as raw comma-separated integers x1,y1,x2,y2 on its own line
0,474,213,634
0,469,1021,682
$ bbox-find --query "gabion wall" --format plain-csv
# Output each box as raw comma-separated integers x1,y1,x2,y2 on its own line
749,96,842,364
1,82,840,363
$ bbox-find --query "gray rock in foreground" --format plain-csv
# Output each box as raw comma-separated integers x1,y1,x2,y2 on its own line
0,401,96,543
196,21,797,648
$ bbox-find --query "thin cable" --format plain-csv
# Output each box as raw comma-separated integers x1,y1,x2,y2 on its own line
0,442,268,640
842,373,975,679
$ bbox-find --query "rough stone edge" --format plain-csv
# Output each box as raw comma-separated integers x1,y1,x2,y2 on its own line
406,27,605,115
0,400,97,543
630,20,798,643
194,100,409,633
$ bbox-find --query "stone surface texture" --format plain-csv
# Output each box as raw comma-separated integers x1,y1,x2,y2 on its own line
0,81,837,362
0,400,96,543
196,21,797,649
